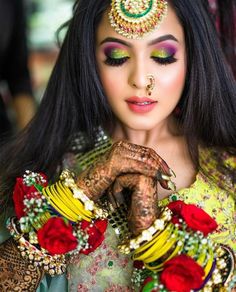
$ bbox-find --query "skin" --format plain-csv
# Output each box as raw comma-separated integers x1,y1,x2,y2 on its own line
96,7,186,133
96,6,196,199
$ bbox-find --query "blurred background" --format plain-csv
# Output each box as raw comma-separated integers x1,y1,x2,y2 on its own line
26,0,73,100
0,0,73,137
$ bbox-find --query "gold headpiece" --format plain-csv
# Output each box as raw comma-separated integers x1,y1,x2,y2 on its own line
109,0,168,39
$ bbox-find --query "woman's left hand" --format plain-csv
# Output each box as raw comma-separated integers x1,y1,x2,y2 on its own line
108,174,160,236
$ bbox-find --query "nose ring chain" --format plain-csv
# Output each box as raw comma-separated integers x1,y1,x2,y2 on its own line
146,75,155,96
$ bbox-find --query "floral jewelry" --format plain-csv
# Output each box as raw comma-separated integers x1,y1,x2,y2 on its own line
109,0,168,39
124,200,235,291
8,170,108,276
146,74,155,96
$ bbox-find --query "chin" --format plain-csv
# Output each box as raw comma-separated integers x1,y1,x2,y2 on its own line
123,120,160,131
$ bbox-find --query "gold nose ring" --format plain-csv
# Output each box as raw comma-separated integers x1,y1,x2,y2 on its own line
146,74,155,96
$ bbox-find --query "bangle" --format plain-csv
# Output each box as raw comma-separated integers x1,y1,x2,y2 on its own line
42,170,108,222
60,169,108,219
136,224,178,263
118,207,172,254
42,182,92,222
7,217,66,276
6,217,23,240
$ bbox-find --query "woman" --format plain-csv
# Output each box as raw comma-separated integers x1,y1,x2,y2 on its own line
0,0,235,291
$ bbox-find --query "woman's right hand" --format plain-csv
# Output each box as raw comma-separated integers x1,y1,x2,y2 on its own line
76,140,175,201
0,237,44,291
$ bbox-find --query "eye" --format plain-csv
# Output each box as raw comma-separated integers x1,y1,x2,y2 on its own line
104,56,129,66
103,47,130,67
151,55,177,65
151,47,177,65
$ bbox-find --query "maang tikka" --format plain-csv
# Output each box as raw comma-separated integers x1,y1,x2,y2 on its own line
109,0,168,39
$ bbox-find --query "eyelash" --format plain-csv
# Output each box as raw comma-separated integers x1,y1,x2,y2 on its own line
151,55,177,65
104,55,177,67
104,56,129,66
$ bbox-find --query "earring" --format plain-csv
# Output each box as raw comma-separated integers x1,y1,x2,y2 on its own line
146,75,155,96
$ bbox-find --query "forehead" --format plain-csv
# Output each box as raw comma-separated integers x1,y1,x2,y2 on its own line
96,5,185,46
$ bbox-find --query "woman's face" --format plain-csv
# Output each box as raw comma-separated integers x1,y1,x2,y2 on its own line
96,5,186,131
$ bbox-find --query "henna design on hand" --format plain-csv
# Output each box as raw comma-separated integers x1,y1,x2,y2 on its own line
76,141,174,201
110,174,159,236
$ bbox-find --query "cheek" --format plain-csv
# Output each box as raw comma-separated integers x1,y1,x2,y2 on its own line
98,66,124,97
159,63,186,98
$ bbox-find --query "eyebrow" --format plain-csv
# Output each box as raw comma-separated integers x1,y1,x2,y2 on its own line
99,34,178,47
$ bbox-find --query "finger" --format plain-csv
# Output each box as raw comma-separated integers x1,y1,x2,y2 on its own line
111,179,127,207
156,171,176,191
129,175,158,236
106,185,124,209
112,141,174,178
112,174,159,236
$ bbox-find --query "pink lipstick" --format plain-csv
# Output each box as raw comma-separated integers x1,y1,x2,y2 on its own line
125,96,157,113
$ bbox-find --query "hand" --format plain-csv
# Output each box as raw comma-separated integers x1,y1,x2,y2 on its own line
0,237,44,291
108,174,159,236
76,140,175,201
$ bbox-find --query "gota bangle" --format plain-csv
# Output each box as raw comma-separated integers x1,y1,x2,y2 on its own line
6,217,23,240
60,169,108,219
144,241,183,272
118,207,172,254
42,183,92,222
32,211,51,230
54,181,93,220
143,226,179,263
132,223,177,263
57,181,93,219
202,246,214,276
42,185,79,221
132,223,174,261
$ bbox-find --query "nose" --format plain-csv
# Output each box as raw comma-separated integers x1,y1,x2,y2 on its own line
128,61,148,91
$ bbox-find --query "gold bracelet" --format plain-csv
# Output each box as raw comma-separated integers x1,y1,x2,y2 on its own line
7,217,66,276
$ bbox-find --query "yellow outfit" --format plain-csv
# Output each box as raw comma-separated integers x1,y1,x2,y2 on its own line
67,146,236,291
160,149,236,251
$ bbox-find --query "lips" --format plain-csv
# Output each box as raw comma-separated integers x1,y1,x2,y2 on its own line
125,96,157,113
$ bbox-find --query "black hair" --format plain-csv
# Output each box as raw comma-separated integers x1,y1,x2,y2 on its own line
170,0,236,153
0,0,235,216
215,0,236,78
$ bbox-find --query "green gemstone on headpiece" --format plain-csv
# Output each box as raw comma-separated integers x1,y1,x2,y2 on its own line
120,0,153,19
109,0,168,39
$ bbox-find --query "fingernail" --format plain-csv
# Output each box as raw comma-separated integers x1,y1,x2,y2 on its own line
170,169,176,177
167,180,176,191
161,174,171,181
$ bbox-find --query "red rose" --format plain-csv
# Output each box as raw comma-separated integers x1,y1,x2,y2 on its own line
181,203,218,236
160,255,205,292
167,200,185,225
13,173,48,219
167,200,185,215
80,219,107,255
168,200,218,236
37,217,77,255
13,177,34,219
